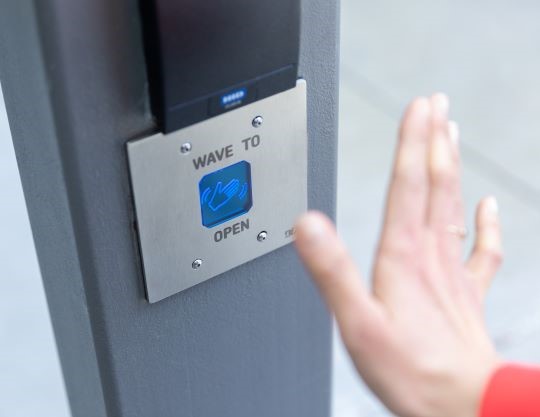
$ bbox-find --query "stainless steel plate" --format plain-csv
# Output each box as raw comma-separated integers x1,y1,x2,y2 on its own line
127,80,307,303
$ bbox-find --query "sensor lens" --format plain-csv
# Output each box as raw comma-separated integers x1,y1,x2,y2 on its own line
199,161,253,228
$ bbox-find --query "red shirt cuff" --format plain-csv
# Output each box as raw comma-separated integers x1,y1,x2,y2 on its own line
480,363,540,417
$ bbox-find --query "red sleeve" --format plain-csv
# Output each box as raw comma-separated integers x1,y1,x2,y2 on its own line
480,363,540,417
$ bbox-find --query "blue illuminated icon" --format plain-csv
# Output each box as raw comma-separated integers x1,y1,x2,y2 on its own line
199,161,253,228
220,88,247,108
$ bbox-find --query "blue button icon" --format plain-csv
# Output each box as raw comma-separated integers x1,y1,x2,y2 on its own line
199,161,253,228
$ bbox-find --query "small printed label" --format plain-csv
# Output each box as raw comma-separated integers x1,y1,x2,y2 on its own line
191,136,262,171
214,219,250,242
285,227,296,238
241,135,261,151
192,145,234,170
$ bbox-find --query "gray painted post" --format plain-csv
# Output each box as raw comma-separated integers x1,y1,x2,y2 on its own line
0,1,340,416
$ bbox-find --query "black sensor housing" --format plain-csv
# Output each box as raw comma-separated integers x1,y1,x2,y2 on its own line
140,0,300,133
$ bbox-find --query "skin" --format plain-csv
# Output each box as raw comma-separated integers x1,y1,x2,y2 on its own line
294,94,503,417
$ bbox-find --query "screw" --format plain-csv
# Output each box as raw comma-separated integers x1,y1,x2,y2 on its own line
180,142,192,154
252,116,263,128
192,259,202,270
257,231,268,242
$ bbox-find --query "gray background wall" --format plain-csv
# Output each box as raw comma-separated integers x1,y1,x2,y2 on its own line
2,1,540,417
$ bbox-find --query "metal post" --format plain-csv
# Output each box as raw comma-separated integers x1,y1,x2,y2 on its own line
0,1,340,416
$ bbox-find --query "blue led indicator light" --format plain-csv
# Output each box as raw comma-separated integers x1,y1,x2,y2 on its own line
199,161,253,228
220,88,247,108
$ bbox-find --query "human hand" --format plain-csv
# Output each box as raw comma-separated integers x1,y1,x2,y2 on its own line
295,95,503,417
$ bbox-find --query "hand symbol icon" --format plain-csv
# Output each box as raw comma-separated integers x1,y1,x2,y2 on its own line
201,179,249,212
198,161,253,228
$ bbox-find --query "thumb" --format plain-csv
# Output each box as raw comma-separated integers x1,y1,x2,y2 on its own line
294,211,387,346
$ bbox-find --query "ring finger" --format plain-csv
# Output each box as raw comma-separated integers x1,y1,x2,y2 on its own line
427,94,465,262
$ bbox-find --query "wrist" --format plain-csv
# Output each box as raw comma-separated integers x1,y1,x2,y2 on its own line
479,362,540,417
470,356,503,417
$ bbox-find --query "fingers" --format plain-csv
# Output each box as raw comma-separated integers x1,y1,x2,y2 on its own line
427,94,465,260
223,179,240,196
294,211,387,344
466,197,503,296
448,120,460,152
381,97,431,249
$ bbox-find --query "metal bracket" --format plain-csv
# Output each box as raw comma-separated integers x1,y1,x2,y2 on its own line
128,80,308,302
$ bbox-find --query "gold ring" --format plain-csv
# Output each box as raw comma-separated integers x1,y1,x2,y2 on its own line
446,224,468,239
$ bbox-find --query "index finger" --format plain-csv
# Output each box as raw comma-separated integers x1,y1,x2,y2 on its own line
294,211,387,345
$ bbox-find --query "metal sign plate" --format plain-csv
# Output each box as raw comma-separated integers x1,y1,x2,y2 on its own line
127,80,307,302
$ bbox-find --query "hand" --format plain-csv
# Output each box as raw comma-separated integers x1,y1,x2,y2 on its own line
201,179,246,212
294,95,503,417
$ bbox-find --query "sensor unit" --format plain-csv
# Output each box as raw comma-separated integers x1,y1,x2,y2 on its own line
140,0,300,133
127,80,308,302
